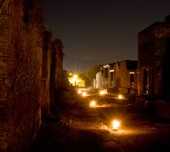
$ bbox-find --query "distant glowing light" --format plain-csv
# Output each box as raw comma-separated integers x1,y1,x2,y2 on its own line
99,89,108,96
68,72,73,76
77,89,82,94
118,94,124,100
111,119,121,131
103,64,110,68
68,73,85,87
89,100,97,108
129,72,135,74
109,69,115,72
73,74,78,79
82,92,88,97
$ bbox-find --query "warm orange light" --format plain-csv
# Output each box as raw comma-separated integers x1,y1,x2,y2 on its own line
82,92,88,97
111,119,121,130
89,100,97,108
77,89,82,94
99,89,108,96
118,94,124,100
68,73,85,87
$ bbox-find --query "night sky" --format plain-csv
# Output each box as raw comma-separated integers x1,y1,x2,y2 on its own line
42,0,170,71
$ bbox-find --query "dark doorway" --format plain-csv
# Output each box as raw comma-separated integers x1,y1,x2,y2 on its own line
143,69,149,95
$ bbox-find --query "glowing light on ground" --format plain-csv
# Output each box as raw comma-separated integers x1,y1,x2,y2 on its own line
77,89,82,94
60,116,156,137
100,123,156,136
117,94,125,100
99,89,108,96
111,119,121,130
82,92,88,97
95,104,112,108
89,100,97,108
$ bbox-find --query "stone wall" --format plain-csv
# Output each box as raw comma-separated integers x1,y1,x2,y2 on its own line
0,0,65,151
0,0,11,151
41,31,52,119
138,17,170,98
0,0,53,151
115,60,138,94
52,39,64,90
49,39,64,112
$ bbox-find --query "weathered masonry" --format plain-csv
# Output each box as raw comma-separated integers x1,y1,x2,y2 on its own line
0,0,64,152
138,16,170,100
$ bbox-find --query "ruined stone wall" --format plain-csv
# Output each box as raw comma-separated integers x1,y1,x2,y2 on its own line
115,61,137,94
0,0,47,151
138,20,170,98
119,62,129,91
48,39,64,112
0,0,65,150
41,31,52,118
0,0,11,151
52,39,64,90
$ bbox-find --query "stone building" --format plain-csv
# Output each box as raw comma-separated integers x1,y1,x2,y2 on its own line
115,60,138,94
138,16,170,99
94,71,103,89
94,63,115,89
101,63,115,89
0,0,64,152
94,60,138,94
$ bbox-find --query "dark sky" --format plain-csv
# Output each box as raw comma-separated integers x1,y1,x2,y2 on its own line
42,0,170,71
